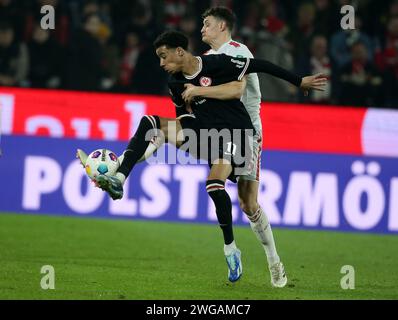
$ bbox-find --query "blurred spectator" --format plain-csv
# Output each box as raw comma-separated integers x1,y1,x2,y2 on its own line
338,41,383,107
118,2,160,48
376,17,398,71
178,14,206,55
330,16,375,68
82,0,100,16
296,35,332,104
0,0,396,108
81,0,113,28
240,0,289,55
313,0,340,38
66,13,106,91
287,2,317,64
376,17,398,108
163,0,190,29
0,22,29,87
361,0,396,38
27,24,63,88
97,19,119,91
118,31,142,92
258,0,288,37
390,0,398,19
239,1,260,52
0,0,26,40
256,32,295,102
129,42,169,95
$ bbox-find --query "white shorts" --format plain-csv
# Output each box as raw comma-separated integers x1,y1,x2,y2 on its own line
237,131,262,182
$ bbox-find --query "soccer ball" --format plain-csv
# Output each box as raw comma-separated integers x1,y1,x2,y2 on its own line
85,149,120,180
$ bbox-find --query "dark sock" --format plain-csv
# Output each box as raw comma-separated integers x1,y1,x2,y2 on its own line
206,179,234,245
118,115,160,178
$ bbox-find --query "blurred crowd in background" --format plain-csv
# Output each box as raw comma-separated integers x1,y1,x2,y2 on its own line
0,0,397,109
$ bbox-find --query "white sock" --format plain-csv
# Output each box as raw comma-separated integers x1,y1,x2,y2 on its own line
115,172,126,185
138,140,160,163
224,240,237,256
248,207,280,266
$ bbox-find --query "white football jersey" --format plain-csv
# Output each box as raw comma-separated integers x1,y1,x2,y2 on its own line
205,40,262,132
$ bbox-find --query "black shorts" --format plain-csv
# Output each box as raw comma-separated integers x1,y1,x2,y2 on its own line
178,115,256,181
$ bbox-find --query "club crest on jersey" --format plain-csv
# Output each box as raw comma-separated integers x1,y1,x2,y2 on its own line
199,76,212,87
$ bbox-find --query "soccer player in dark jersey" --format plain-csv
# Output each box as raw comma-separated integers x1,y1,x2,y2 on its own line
79,30,326,283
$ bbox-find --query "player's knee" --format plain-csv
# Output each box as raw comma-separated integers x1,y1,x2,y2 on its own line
239,198,258,216
155,117,167,131
159,117,179,136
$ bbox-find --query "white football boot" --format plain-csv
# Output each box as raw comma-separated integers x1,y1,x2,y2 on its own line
269,261,287,288
76,149,88,167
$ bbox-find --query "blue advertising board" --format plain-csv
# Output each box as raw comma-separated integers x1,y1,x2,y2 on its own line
1,135,397,234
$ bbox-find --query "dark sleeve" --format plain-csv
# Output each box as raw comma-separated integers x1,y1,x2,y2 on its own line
202,54,251,81
203,54,302,86
245,58,303,87
168,80,189,117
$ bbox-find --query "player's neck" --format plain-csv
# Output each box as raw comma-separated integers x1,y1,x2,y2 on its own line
182,55,200,76
210,34,232,51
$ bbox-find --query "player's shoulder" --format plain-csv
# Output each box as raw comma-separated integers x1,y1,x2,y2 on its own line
167,73,183,89
228,40,242,48
224,40,254,58
201,53,230,64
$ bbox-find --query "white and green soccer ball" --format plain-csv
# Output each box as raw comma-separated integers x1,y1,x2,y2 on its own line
85,149,120,180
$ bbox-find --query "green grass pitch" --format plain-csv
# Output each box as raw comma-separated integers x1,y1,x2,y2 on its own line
0,212,397,300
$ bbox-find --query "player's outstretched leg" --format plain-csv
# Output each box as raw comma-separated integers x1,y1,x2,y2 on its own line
98,115,163,200
207,179,242,282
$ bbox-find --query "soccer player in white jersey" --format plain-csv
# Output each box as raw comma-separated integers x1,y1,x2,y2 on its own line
181,6,287,288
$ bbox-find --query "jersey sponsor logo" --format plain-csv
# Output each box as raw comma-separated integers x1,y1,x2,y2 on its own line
199,76,212,87
229,41,241,48
230,58,245,68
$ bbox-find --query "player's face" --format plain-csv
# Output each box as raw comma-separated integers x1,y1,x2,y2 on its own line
201,16,223,44
156,45,183,74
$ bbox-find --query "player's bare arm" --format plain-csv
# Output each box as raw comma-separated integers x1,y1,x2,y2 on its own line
180,55,328,103
182,77,247,103
181,70,327,103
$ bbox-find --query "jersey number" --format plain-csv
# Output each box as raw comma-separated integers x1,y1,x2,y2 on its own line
225,142,237,156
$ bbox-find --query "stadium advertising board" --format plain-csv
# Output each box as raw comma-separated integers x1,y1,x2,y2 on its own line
0,88,397,234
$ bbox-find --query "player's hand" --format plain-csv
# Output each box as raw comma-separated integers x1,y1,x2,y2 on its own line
182,83,199,103
300,73,328,96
